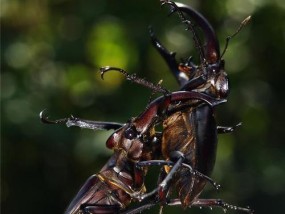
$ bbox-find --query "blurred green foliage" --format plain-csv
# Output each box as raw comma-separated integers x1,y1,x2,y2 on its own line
1,0,285,213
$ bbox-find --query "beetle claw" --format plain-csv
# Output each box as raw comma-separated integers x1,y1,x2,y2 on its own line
100,66,112,80
39,109,68,124
160,1,179,17
39,109,54,124
99,66,129,80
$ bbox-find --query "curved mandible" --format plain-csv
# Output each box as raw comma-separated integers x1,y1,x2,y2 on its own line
175,2,220,63
133,91,226,133
39,109,68,124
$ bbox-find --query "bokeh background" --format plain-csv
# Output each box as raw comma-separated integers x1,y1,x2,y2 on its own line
2,0,285,213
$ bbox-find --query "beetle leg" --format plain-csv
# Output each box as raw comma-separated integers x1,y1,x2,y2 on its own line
147,79,164,104
131,152,185,202
181,163,220,190
121,198,253,214
120,199,157,214
168,198,254,213
137,160,173,167
135,91,226,137
39,109,123,130
180,74,207,90
100,66,169,95
217,122,242,134
65,118,123,130
137,160,220,190
81,204,120,214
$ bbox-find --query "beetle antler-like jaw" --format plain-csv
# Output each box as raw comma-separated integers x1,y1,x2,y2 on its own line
175,2,220,63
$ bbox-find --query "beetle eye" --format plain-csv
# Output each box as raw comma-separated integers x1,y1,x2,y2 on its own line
124,126,138,140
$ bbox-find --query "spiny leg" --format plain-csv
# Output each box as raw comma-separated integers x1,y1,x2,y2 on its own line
81,204,120,214
120,199,157,214
39,109,123,130
131,152,185,202
168,198,254,213
137,160,220,190
100,66,169,95
121,197,253,214
147,79,164,104
217,122,242,134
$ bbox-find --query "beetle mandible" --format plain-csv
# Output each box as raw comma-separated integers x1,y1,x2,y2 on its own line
102,1,252,213
40,89,221,214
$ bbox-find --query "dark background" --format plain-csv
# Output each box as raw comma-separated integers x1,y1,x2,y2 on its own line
1,0,285,213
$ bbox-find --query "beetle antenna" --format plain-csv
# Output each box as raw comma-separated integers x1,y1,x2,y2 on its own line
220,16,251,59
100,66,170,95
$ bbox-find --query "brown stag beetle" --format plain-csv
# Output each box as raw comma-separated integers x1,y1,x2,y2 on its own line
151,1,250,100
138,1,252,213
100,1,252,213
40,90,223,214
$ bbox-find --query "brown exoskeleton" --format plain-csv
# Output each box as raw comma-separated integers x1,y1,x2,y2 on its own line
102,1,252,213
40,90,221,214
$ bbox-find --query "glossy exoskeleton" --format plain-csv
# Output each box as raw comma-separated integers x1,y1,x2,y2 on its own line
40,0,252,213
120,1,252,213
153,1,252,212
40,90,222,214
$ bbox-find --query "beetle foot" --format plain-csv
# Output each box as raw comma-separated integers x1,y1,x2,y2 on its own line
214,199,254,213
160,1,180,17
39,109,69,124
129,192,144,202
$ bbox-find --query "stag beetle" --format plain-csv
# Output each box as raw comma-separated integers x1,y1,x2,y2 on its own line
40,90,222,214
40,0,252,213
137,1,252,213
100,1,252,213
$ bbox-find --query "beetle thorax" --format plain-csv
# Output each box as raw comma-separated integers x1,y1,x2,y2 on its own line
193,62,229,99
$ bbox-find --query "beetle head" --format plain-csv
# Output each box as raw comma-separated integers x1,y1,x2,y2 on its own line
199,60,229,99
175,3,229,99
